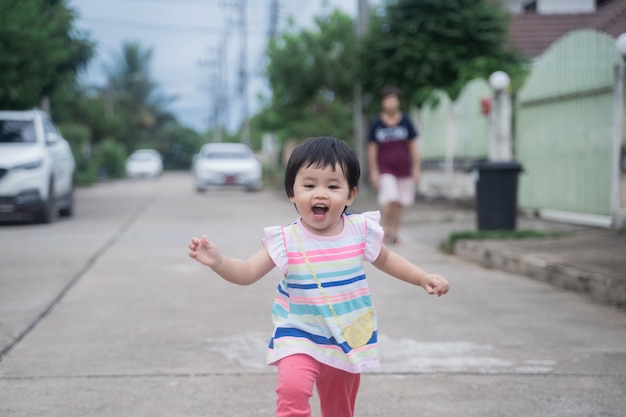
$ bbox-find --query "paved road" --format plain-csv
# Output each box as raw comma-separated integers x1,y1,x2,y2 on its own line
1,172,624,416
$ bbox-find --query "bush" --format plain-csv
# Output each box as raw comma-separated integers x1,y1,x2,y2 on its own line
98,138,127,179
58,123,98,186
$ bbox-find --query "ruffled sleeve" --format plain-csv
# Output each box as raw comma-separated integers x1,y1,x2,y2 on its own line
263,225,288,274
362,211,384,262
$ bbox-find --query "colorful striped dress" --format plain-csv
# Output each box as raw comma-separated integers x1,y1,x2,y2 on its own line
263,211,384,374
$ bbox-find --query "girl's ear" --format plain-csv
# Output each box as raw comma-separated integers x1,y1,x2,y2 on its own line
346,187,358,206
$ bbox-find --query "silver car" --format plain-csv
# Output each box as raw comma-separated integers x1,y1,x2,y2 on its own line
193,143,262,192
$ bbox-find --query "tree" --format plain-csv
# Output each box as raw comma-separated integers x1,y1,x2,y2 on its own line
0,0,94,109
258,10,358,144
360,0,525,106
105,41,177,151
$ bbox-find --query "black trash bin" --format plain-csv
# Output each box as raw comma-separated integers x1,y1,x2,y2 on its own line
473,161,523,231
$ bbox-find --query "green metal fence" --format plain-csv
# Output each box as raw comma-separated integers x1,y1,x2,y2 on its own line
516,30,620,216
456,79,491,160
419,80,491,161
419,90,451,160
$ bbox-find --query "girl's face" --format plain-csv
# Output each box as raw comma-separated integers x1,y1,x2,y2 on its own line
290,162,357,236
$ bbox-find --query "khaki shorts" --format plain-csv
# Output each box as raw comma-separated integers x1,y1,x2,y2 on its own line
377,173,415,207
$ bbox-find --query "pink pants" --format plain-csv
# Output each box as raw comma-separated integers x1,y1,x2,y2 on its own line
275,354,361,417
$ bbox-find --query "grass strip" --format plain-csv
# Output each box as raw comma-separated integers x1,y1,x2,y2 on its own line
440,229,571,253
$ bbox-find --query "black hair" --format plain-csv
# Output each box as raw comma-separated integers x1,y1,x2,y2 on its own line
380,85,402,101
284,136,360,199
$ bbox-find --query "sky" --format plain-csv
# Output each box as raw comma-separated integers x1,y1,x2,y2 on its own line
70,0,380,133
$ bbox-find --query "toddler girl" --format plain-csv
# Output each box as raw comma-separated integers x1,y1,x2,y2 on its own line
188,136,449,417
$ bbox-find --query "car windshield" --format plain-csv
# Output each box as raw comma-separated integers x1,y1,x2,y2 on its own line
203,150,249,159
130,153,157,161
0,120,36,144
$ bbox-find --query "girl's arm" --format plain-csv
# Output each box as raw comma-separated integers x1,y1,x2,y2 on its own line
372,245,449,296
188,235,275,285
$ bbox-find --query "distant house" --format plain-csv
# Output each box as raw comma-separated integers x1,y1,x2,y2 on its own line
497,0,626,59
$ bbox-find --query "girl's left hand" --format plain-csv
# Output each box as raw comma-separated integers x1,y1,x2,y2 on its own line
421,274,449,297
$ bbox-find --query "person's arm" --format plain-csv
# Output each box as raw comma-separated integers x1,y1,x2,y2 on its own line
409,139,421,184
372,245,449,296
188,235,275,285
368,142,379,188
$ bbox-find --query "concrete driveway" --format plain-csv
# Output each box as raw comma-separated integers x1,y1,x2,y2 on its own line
1,172,624,416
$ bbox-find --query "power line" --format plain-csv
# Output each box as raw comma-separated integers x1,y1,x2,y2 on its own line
84,0,216,4
80,17,267,35
81,17,224,34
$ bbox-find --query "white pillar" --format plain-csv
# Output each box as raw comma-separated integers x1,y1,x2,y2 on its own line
488,71,512,162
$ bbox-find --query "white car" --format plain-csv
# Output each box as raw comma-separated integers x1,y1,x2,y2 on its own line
193,142,262,192
125,149,163,178
0,109,76,223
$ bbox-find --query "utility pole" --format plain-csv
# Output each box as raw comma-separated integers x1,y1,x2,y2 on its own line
268,0,279,40
214,43,226,143
354,0,369,190
239,0,250,146
198,42,227,142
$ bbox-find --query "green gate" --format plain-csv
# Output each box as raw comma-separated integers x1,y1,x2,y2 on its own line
516,30,621,217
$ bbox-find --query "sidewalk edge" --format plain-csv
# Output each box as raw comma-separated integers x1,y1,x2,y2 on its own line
454,240,626,309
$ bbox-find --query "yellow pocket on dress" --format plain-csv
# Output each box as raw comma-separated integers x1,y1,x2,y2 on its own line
342,309,374,349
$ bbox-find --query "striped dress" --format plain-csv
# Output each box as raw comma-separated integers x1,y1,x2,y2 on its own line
263,211,384,374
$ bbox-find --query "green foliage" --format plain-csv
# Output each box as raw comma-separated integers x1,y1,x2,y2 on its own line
98,138,127,179
360,0,526,105
252,93,355,147
57,122,98,185
104,42,177,152
50,84,126,145
259,10,357,144
0,0,94,109
144,124,204,170
440,229,570,253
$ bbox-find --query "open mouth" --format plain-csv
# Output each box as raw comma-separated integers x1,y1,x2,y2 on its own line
312,204,329,218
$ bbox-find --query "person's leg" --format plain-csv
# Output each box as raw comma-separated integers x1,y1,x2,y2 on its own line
316,363,361,417
389,177,416,243
275,354,320,417
378,174,401,243
384,202,402,243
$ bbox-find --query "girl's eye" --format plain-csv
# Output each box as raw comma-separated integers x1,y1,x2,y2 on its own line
304,184,314,189
328,185,340,190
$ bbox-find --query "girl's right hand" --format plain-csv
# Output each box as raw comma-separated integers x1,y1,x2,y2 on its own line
188,235,223,268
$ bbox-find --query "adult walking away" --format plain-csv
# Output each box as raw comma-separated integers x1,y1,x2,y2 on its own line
368,85,420,244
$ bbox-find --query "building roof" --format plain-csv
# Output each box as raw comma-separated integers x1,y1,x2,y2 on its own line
508,0,626,58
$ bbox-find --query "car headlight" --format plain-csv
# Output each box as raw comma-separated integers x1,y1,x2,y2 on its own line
14,159,43,170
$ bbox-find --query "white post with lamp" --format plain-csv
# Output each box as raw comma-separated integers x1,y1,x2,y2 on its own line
611,33,626,230
488,71,512,161
473,70,521,231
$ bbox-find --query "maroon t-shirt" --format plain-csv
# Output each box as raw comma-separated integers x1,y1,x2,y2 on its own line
368,113,418,178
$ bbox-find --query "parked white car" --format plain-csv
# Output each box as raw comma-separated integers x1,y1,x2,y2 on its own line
193,142,262,192
125,149,163,178
0,109,76,223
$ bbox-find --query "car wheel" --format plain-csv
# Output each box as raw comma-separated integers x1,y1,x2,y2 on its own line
59,183,75,217
35,180,55,224
245,183,262,192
